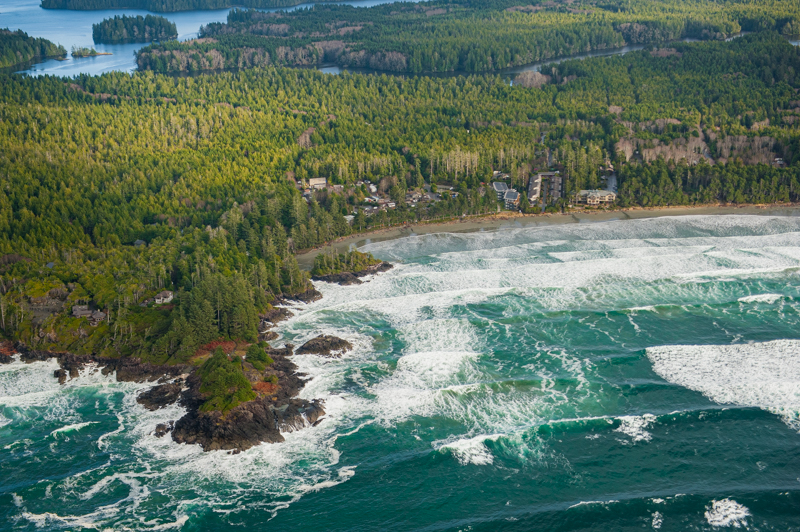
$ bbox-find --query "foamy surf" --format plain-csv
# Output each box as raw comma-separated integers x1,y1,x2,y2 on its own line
647,339,800,428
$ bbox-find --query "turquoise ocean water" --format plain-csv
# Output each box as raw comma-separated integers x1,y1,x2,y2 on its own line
3,214,800,531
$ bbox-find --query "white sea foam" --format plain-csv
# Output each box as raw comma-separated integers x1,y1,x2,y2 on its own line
738,293,783,304
705,499,750,527
615,414,657,443
652,511,663,529
647,339,800,428
434,434,504,466
50,421,98,437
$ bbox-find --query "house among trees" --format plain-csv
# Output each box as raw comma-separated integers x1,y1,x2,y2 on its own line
154,290,173,304
504,189,520,210
309,177,327,190
72,305,92,318
90,310,106,326
575,190,617,205
492,182,509,200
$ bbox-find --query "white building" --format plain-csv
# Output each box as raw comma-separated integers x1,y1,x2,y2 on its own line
155,291,174,304
575,190,617,206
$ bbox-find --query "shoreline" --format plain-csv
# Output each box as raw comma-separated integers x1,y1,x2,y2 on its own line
296,203,800,269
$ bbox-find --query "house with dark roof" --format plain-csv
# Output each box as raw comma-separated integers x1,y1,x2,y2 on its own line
504,189,520,210
492,182,509,201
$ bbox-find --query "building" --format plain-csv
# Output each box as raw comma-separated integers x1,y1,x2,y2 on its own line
575,190,617,206
154,291,174,304
492,182,509,201
72,305,92,318
90,310,106,326
309,177,327,190
504,189,520,210
528,173,542,202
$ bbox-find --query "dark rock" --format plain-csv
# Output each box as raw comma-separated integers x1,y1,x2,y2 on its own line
312,272,362,285
311,261,393,286
137,383,182,411
54,368,67,384
296,335,353,358
154,421,174,438
172,396,325,452
260,306,293,328
353,261,394,278
259,331,279,342
287,287,323,303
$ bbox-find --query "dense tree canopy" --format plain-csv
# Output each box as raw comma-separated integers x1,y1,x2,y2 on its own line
0,28,66,69
1,33,799,366
137,0,800,74
93,15,178,44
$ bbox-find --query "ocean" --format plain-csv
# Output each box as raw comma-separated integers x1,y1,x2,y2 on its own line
2,214,800,531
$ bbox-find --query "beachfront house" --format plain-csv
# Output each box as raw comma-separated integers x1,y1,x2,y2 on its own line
575,190,617,206
528,174,542,202
155,291,173,304
504,189,520,210
492,182,509,201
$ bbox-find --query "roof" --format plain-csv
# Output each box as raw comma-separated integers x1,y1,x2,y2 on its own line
578,189,616,197
492,182,508,192
504,190,519,200
156,290,173,297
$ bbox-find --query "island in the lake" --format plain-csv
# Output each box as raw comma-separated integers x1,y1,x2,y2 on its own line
71,46,112,58
93,14,178,44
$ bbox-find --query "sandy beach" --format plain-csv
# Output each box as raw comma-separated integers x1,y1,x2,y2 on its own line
296,204,800,269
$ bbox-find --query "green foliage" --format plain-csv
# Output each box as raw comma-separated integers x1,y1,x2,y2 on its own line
71,46,98,57
1,33,799,361
135,0,800,74
0,28,66,68
311,250,381,276
246,342,273,371
93,15,177,44
197,347,256,413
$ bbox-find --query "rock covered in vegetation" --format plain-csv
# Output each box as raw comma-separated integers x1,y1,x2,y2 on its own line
170,343,325,451
296,335,353,358
312,250,393,286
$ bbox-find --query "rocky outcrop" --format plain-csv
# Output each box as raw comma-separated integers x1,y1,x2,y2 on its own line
171,394,324,451
312,261,393,286
312,271,362,285
137,382,183,410
296,335,353,358
170,343,324,452
286,287,323,303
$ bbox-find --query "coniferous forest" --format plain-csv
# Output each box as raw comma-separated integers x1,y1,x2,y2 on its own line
0,29,66,69
93,15,178,44
133,0,800,74
0,23,799,370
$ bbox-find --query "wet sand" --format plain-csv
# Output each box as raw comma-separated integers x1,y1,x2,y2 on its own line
296,204,800,269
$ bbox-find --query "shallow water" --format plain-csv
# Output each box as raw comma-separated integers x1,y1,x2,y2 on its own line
3,214,800,530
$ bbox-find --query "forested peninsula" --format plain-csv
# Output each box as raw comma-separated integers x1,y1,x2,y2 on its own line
0,29,66,69
135,0,800,74
93,15,178,44
2,32,800,448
